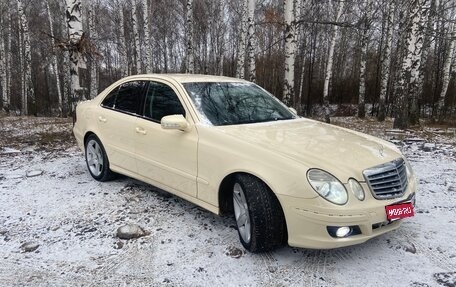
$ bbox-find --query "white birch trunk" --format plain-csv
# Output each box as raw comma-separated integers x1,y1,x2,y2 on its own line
408,0,428,124
357,0,372,118
142,0,152,73
18,0,34,115
6,11,12,109
118,3,128,77
323,0,344,123
236,0,248,79
186,0,194,74
45,0,63,115
393,0,422,129
283,0,298,107
88,1,98,99
18,15,25,115
66,0,84,112
438,23,455,114
246,0,256,82
0,9,7,112
131,0,142,74
378,0,395,121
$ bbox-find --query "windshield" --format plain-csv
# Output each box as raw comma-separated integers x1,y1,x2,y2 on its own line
183,82,295,126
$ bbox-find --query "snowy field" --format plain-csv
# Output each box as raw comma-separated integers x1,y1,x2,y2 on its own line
0,116,455,287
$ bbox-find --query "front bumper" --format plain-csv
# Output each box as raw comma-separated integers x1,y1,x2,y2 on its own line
278,178,417,249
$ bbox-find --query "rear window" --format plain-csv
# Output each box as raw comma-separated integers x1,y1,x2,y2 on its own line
101,81,146,114
101,87,118,108
116,81,146,114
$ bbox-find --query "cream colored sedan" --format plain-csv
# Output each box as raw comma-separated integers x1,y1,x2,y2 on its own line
73,74,416,252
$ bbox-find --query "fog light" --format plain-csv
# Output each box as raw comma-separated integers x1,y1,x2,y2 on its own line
336,226,351,238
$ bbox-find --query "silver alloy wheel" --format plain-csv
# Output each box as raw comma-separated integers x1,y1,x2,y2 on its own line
233,183,251,244
86,139,104,177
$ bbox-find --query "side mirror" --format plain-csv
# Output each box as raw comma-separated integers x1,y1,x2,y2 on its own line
289,107,297,115
161,114,190,131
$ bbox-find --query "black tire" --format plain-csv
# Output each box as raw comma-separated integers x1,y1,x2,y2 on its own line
84,134,115,182
233,174,286,253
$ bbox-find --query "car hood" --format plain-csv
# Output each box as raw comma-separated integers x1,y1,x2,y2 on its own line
216,118,402,181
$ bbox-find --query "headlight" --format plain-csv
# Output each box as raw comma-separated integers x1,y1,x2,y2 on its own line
348,178,365,201
307,169,348,205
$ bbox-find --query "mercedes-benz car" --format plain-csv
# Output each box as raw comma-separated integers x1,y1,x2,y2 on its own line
73,74,416,252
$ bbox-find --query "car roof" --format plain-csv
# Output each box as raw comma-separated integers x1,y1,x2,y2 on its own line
124,74,250,84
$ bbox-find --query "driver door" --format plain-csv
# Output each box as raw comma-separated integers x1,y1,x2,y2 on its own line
135,81,198,197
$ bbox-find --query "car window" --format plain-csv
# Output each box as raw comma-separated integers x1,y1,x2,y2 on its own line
101,86,118,108
143,82,186,122
115,81,146,114
183,82,295,126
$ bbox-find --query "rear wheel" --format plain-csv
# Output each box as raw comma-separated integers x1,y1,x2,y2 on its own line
232,174,285,252
85,135,115,181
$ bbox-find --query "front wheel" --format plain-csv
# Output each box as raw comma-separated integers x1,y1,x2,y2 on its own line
232,174,286,252
85,135,115,181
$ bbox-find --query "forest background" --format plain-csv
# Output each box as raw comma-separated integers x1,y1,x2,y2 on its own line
0,0,455,129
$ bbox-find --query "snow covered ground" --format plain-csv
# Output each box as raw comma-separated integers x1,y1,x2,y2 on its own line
0,116,455,287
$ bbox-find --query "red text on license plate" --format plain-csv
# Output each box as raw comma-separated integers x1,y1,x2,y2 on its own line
385,203,415,221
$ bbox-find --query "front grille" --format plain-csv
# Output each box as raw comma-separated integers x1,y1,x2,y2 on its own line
363,158,408,199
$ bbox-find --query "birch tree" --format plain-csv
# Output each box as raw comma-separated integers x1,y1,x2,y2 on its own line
394,0,424,129
88,1,98,99
131,0,142,74
283,0,298,107
408,0,429,125
117,1,128,77
142,0,152,73
45,0,63,114
246,0,256,82
357,0,372,118
437,22,455,117
66,0,84,112
378,0,396,121
0,6,7,112
186,0,194,74
236,0,248,79
323,0,345,123
18,0,34,115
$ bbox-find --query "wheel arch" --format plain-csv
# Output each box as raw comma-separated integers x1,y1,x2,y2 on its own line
218,172,287,225
218,171,289,246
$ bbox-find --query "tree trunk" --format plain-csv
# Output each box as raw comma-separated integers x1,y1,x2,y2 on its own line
408,0,428,125
45,0,63,115
142,0,152,73
0,7,7,112
88,1,98,99
437,22,455,118
118,2,128,77
18,0,34,115
6,10,12,110
357,0,371,118
393,0,423,129
186,0,194,73
66,0,84,112
236,0,248,79
378,0,396,121
323,0,344,123
131,0,142,74
246,0,256,82
283,0,298,107
416,0,438,111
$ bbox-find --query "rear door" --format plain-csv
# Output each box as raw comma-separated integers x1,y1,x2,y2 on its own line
135,80,198,197
97,80,146,173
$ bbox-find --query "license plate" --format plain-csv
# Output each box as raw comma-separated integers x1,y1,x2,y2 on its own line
385,202,415,221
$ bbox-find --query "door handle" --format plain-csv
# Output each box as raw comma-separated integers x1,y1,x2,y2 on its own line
98,116,107,123
135,127,147,135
